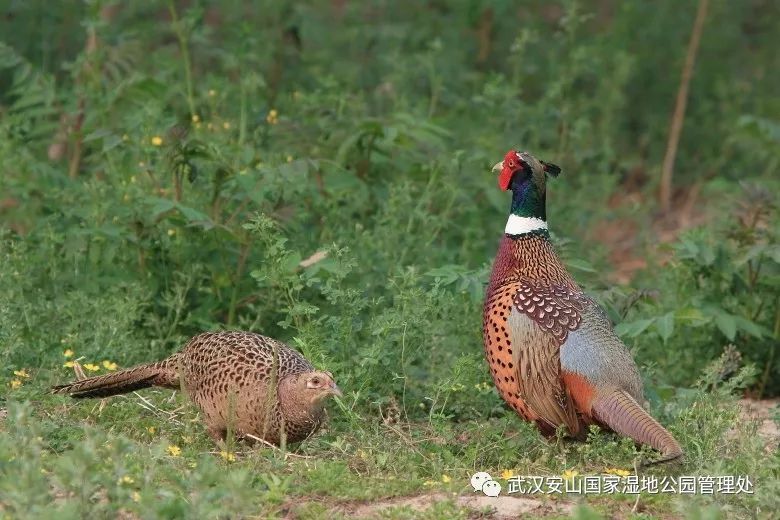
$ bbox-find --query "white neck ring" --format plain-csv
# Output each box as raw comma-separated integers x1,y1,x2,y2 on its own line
505,215,547,235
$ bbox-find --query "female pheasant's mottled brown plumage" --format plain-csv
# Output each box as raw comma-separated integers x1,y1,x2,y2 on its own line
483,150,683,464
52,332,341,446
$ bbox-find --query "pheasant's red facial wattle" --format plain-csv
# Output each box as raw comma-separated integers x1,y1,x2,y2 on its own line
498,150,524,191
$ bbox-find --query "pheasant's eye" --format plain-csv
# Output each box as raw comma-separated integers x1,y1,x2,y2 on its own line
311,378,320,386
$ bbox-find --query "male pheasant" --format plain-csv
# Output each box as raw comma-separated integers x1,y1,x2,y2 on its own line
482,150,682,463
53,331,341,446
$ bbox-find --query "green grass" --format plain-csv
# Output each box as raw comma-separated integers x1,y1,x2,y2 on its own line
1,356,777,518
1,0,779,518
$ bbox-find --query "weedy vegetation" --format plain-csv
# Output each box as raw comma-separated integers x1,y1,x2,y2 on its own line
1,1,778,518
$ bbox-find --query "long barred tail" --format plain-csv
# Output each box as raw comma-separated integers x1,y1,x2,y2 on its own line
592,389,684,464
51,354,181,398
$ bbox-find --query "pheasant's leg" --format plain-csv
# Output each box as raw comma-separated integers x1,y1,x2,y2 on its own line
591,389,683,464
206,424,227,444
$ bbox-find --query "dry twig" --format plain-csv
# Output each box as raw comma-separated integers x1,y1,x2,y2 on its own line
659,0,710,212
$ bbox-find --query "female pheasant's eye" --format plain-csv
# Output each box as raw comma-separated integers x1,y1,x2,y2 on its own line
311,378,320,386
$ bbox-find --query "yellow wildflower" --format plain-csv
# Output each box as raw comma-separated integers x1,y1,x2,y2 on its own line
122,134,129,141
102,360,118,371
208,89,217,97
188,462,197,468
422,480,436,486
441,474,451,483
167,229,176,236
63,349,74,358
147,426,156,434
501,469,515,480
219,450,236,462
286,155,293,163
604,467,631,477
167,445,181,457
131,491,141,502
562,469,579,479
83,363,100,372
118,475,135,485
266,109,278,125
191,114,200,123
9,379,22,389
13,369,30,378
222,121,231,130
151,136,163,146
63,361,75,368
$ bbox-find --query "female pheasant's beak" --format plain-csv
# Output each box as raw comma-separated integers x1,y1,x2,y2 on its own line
328,382,343,398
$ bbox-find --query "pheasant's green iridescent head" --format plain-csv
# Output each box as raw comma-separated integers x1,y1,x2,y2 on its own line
492,150,561,234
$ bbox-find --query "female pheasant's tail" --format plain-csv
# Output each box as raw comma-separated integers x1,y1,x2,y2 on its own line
52,354,181,399
591,389,683,465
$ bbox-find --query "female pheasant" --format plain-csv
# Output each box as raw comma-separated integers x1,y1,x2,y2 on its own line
483,150,682,463
53,331,341,446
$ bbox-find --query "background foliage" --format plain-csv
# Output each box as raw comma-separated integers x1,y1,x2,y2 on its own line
1,1,778,518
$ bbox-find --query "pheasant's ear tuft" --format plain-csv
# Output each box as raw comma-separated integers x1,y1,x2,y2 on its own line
541,161,561,177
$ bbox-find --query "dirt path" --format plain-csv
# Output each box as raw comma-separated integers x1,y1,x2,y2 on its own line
340,493,574,519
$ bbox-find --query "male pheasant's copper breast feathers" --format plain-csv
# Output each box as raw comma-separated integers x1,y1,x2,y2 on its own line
483,280,534,419
483,234,586,429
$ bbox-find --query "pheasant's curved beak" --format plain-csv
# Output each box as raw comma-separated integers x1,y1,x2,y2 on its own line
328,383,343,398
492,160,503,174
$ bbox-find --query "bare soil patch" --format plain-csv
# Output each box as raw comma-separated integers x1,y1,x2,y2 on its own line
738,398,779,453
321,492,575,519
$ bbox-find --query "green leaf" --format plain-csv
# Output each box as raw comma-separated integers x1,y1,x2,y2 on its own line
281,252,302,273
714,311,737,340
175,203,211,224
615,318,655,338
565,258,597,273
736,244,767,266
83,128,115,143
734,316,768,338
674,307,709,325
699,242,716,266
425,265,463,285
335,131,365,165
767,245,780,264
656,312,675,342
146,197,176,219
